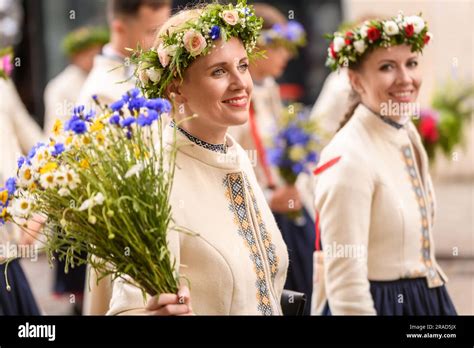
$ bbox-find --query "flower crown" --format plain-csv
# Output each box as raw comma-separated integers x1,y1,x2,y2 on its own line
325,13,432,71
0,47,13,80
62,26,109,57
131,0,263,99
258,20,307,54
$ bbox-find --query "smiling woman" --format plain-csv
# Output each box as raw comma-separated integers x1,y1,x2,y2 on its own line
313,14,457,316
105,0,289,316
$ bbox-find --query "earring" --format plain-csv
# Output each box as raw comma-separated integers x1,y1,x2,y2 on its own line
169,92,176,100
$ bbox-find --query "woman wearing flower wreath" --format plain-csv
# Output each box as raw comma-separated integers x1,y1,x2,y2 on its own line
106,0,289,315
312,14,457,315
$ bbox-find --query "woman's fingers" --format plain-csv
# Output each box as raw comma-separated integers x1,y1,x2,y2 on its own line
151,304,190,316
177,285,191,306
146,293,178,310
146,286,193,315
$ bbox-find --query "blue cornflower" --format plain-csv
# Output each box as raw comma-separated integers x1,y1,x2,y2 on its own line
241,7,251,16
210,25,221,40
51,143,65,156
27,142,45,159
147,110,159,122
65,115,79,131
110,99,125,112
5,177,16,195
136,114,153,127
120,117,136,128
69,118,87,134
122,88,141,102
285,126,309,145
73,105,85,115
267,148,284,166
145,98,171,113
286,21,304,41
126,130,132,139
128,97,146,111
84,109,96,121
109,113,120,125
272,23,285,36
17,156,25,169
306,151,318,163
291,162,304,175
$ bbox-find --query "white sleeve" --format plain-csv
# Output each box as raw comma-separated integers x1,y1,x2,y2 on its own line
314,154,376,315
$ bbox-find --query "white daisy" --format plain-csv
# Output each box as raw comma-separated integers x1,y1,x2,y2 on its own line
40,172,56,190
11,197,32,218
65,169,80,190
18,165,35,188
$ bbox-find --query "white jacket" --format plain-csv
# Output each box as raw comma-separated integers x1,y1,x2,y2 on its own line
313,104,448,315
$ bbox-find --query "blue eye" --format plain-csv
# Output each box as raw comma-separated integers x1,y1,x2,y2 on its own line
238,63,249,72
212,68,225,76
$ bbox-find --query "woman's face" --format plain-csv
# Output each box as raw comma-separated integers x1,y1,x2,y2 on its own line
349,44,422,118
175,37,253,133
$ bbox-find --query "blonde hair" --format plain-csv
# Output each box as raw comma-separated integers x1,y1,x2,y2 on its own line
152,8,203,49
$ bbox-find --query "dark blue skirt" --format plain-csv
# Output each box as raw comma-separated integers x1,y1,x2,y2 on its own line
53,257,86,296
274,208,315,315
0,259,40,315
322,277,457,315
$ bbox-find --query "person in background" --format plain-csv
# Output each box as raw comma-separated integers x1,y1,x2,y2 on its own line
77,0,171,109
43,26,109,134
309,15,381,142
78,0,171,315
0,47,44,315
228,3,314,314
313,14,457,315
44,25,108,314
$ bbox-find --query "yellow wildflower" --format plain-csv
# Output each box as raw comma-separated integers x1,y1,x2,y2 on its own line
52,119,63,137
40,162,58,174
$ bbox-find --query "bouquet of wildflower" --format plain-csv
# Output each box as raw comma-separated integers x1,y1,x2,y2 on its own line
0,88,184,297
0,47,13,79
414,82,474,162
267,104,321,219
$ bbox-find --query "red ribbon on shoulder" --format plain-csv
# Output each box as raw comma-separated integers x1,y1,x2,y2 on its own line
249,102,275,189
313,156,342,251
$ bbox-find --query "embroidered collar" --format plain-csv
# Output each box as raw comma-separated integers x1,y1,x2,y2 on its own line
363,104,407,130
379,115,405,130
170,121,228,154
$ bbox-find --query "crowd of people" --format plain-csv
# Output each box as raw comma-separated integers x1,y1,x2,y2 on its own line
0,0,458,316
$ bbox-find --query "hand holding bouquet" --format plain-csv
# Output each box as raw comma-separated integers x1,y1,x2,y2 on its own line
0,88,183,298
